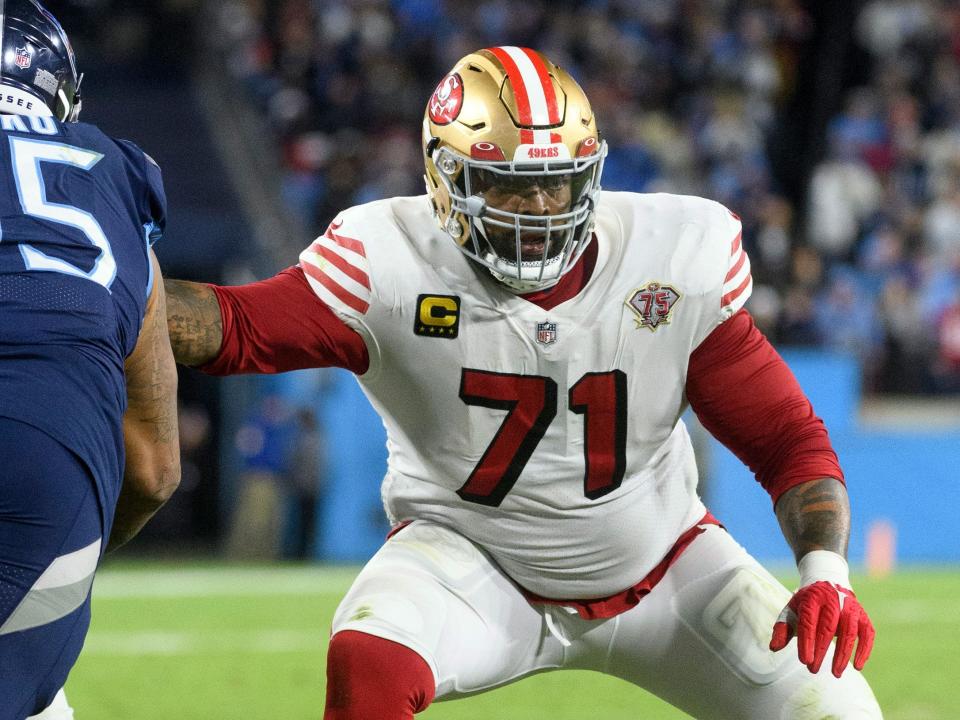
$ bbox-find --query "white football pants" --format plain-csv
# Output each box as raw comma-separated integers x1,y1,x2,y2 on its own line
331,520,882,719
27,689,73,720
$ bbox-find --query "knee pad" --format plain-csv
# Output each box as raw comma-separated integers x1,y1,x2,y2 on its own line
780,673,883,719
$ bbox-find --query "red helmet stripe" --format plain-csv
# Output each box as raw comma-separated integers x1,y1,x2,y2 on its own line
520,47,561,124
488,46,533,126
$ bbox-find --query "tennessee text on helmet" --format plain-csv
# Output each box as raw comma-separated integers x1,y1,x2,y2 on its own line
0,0,82,121
423,46,606,292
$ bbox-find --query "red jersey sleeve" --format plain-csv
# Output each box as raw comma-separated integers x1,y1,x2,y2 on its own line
199,265,369,376
685,309,843,504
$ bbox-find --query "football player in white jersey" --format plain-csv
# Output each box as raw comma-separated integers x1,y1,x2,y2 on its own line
166,47,881,718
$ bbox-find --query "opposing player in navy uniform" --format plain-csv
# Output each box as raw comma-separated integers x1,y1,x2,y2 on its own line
0,2,181,718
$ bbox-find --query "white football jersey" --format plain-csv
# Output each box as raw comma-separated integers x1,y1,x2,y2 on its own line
299,191,751,599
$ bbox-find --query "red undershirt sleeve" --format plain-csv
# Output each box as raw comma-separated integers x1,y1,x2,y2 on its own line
199,265,369,376
685,309,843,505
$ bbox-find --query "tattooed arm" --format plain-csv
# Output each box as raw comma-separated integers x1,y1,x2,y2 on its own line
165,268,369,375
774,476,850,561
686,313,874,675
109,251,181,552
164,278,224,367
770,475,875,676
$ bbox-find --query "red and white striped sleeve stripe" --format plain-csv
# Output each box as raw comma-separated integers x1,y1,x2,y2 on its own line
299,222,371,316
487,46,562,145
720,218,752,315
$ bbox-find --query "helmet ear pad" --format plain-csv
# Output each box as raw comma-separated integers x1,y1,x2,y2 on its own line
0,0,82,121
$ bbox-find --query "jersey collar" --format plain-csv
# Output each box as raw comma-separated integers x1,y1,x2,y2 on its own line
519,235,598,311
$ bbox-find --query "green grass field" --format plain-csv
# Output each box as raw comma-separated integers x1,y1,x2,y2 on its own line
65,564,959,719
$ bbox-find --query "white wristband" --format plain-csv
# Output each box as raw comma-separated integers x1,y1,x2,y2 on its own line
798,550,850,589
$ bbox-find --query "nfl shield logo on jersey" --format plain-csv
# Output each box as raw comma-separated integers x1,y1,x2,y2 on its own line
15,47,32,69
536,320,558,345
626,282,681,331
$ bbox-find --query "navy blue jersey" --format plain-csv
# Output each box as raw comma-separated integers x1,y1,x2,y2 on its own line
0,113,166,532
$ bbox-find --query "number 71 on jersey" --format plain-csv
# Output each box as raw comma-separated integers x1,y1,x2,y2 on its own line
458,368,627,506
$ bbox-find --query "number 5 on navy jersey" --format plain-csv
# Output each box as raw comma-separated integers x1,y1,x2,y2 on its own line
5,137,116,290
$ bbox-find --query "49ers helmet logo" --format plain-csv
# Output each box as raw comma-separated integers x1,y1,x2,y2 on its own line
428,73,463,125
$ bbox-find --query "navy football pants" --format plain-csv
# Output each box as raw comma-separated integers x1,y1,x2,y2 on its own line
0,419,102,719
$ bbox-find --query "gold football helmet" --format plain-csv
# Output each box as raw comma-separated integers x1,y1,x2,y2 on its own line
423,47,606,291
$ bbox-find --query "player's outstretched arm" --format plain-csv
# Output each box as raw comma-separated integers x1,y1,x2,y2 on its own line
164,278,224,367
109,251,182,552
164,268,369,376
770,477,875,677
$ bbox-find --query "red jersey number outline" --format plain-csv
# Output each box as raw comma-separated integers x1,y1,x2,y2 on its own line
458,368,627,506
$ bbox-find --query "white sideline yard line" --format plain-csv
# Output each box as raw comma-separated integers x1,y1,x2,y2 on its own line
91,566,361,598
82,629,325,656
875,599,960,625
89,567,960,627
80,606,954,659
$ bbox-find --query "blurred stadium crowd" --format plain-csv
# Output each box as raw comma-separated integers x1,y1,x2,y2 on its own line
208,0,960,395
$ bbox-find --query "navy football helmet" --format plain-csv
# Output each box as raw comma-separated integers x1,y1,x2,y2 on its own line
0,0,81,121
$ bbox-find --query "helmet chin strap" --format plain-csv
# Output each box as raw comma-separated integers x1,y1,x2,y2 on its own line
67,72,84,122
486,255,565,293
466,211,568,292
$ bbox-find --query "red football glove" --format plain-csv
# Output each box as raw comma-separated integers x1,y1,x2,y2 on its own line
769,551,875,678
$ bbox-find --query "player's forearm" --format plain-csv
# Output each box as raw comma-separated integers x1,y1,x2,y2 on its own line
111,416,180,552
774,477,850,563
111,403,180,553
115,270,182,552
107,466,179,552
164,279,224,366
